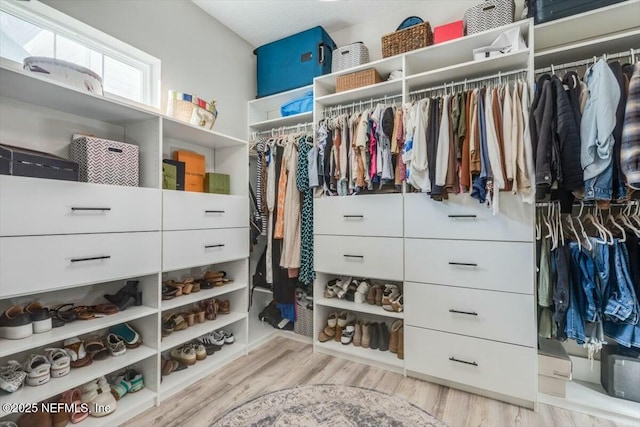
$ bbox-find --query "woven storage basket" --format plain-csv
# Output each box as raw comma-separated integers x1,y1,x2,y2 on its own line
167,91,218,130
382,21,433,58
336,68,382,93
294,303,313,338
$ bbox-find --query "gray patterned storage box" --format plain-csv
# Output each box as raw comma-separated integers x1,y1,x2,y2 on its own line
294,303,313,338
70,135,139,186
464,0,515,35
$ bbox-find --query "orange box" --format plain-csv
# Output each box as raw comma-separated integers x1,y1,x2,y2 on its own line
173,150,205,192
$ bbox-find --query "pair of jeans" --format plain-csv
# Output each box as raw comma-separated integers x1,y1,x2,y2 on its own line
566,242,597,344
584,157,613,201
553,245,571,341
604,241,638,324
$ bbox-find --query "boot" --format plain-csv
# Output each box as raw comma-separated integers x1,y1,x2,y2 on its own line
397,325,404,360
361,322,371,348
369,322,380,350
353,321,362,347
389,320,403,353
378,322,390,351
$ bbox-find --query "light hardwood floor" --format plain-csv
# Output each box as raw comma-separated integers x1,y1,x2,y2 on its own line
126,337,632,427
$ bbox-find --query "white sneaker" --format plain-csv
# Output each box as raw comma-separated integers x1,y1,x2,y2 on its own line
0,360,27,393
341,325,355,345
44,348,71,378
199,331,225,347
22,354,51,386
218,329,235,344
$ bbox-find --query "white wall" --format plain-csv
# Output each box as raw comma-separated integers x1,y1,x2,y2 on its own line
329,1,525,62
42,0,255,140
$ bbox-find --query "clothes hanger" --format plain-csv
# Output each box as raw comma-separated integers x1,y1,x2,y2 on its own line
617,204,640,237
564,213,581,250
583,205,608,244
535,209,542,241
606,209,626,243
595,206,615,245
575,202,592,250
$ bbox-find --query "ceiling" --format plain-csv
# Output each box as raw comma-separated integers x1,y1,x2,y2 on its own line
193,0,474,48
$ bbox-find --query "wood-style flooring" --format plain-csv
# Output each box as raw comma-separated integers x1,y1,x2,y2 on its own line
125,337,631,427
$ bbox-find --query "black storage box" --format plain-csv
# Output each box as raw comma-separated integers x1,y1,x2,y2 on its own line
601,344,640,403
0,144,79,181
530,0,625,24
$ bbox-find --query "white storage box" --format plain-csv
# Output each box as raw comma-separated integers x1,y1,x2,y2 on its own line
23,57,103,95
70,135,139,187
332,42,370,73
538,375,567,398
538,338,572,380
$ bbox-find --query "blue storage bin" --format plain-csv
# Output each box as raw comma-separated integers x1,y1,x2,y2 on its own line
255,26,336,98
281,91,313,117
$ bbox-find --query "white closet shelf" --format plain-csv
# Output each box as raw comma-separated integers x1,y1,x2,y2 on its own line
248,85,312,109
315,339,403,369
534,29,640,69
534,0,640,52
159,342,246,401
315,79,402,107
0,65,157,126
249,111,313,131
160,311,246,351
79,388,156,427
0,345,156,417
161,282,247,311
315,298,404,319
406,49,530,90
403,19,531,74
314,55,404,88
0,305,157,358
538,380,640,425
162,116,246,148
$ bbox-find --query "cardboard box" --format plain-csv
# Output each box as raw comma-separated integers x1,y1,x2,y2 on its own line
434,20,464,44
173,150,205,192
163,159,185,191
538,374,566,398
205,172,230,194
538,338,572,380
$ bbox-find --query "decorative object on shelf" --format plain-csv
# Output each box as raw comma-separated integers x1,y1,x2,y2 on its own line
336,68,383,93
332,42,370,72
529,0,625,24
163,159,186,191
70,134,139,187
205,172,230,194
173,150,205,192
23,56,104,95
255,26,336,97
464,0,515,35
433,20,465,44
167,91,218,130
280,90,313,117
0,143,79,182
472,26,527,60
382,16,433,58
162,161,177,190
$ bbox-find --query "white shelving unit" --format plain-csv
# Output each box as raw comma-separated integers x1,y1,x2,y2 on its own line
315,298,404,320
0,59,249,425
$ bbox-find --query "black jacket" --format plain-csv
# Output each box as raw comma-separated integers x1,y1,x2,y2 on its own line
552,75,583,191
534,78,560,199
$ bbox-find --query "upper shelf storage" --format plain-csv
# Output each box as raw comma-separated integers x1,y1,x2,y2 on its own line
162,116,246,149
314,55,404,93
248,84,313,128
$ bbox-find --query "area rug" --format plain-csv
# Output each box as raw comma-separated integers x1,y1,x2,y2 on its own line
211,384,448,427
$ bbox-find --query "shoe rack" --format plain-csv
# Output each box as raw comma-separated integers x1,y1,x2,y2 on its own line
0,63,249,425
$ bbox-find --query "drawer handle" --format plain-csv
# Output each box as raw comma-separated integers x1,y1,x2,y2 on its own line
71,207,111,211
448,215,477,219
343,254,364,259
343,215,364,219
70,255,111,263
552,371,571,379
449,357,478,367
205,210,225,214
205,244,225,249
449,309,478,316
448,262,478,267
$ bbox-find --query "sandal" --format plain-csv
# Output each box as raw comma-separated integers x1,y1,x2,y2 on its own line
191,280,201,293
390,295,404,312
218,299,230,315
181,278,194,294
63,337,92,368
170,314,188,331
72,306,98,320
23,354,51,386
84,335,109,360
162,284,179,300
61,389,88,424
180,312,195,327
161,357,179,376
201,299,218,321
162,314,176,337
164,280,183,297
192,307,205,324
90,303,119,315
51,303,77,327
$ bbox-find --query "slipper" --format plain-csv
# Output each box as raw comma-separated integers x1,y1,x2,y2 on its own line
63,337,92,368
61,389,88,424
84,335,110,360
72,306,98,320
109,323,142,348
162,284,178,300
43,348,71,378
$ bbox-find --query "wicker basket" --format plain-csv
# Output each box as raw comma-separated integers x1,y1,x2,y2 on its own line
167,91,218,130
336,68,383,93
382,21,433,58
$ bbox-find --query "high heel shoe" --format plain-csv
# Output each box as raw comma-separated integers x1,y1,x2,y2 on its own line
104,281,141,311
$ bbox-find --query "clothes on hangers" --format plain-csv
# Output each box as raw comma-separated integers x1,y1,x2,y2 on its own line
297,137,315,285
622,63,640,190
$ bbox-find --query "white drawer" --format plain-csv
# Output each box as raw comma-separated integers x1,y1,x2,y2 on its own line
405,327,536,402
0,232,161,298
0,175,161,236
162,191,248,231
314,194,403,237
314,235,403,281
405,239,534,294
404,193,533,242
163,228,249,271
405,282,536,347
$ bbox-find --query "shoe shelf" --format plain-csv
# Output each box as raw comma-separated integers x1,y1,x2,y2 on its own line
161,282,247,312
79,387,157,427
0,306,157,359
159,341,246,401
315,339,403,371
315,297,404,319
160,311,246,351
0,345,156,417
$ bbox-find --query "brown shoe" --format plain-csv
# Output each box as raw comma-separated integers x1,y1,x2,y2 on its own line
375,286,383,306
361,322,371,348
218,299,230,314
201,299,218,321
334,325,343,342
353,321,362,347
367,285,379,305
389,320,403,353
397,325,404,360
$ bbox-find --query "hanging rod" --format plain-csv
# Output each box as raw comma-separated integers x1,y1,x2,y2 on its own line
322,93,403,117
535,48,638,74
408,67,529,98
252,122,314,137
535,201,638,208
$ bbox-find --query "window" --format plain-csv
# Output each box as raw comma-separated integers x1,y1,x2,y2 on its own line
0,1,160,108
